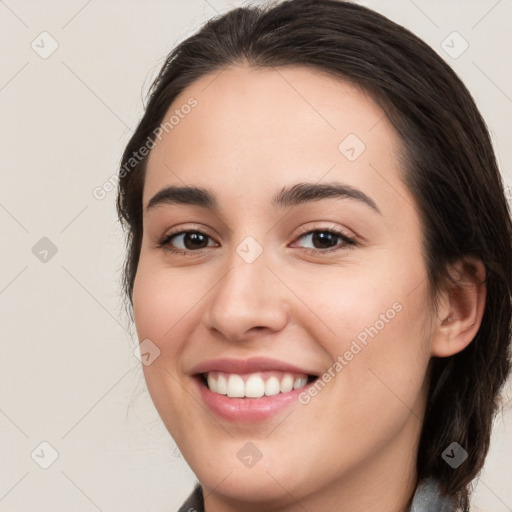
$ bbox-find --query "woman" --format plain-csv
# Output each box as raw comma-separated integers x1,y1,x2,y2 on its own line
116,1,512,510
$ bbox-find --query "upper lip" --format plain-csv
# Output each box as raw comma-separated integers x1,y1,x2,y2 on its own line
189,357,319,376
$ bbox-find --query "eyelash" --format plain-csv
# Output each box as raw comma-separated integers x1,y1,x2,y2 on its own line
157,226,357,256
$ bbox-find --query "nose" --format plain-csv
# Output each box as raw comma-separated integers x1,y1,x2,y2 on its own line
204,247,290,343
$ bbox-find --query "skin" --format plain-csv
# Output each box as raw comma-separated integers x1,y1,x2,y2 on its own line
132,65,486,512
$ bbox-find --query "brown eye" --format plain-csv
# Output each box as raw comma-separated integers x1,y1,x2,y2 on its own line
158,230,217,254
173,232,210,250
294,229,356,252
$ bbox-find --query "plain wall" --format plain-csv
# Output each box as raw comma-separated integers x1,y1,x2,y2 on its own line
1,0,511,510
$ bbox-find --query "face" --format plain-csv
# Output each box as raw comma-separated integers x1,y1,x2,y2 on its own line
133,65,435,509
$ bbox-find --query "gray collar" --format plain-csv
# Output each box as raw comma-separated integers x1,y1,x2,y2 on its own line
408,478,457,512
179,478,456,512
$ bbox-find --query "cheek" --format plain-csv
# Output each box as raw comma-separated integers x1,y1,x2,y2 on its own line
131,262,199,401
132,261,205,346
304,251,433,417
131,262,201,438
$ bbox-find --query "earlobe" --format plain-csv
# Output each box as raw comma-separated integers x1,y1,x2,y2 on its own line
431,258,487,358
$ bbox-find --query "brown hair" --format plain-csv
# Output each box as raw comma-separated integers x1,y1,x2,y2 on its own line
116,1,512,509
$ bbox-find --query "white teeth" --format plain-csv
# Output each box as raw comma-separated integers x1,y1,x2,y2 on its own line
264,376,281,396
280,373,294,393
226,374,245,397
245,375,265,398
205,371,310,398
294,376,307,389
217,374,227,394
207,373,216,392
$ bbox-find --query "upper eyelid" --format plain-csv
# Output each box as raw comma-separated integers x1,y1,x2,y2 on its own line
164,220,352,237
294,222,353,237
164,225,349,238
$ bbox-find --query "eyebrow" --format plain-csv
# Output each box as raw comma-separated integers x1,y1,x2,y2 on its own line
146,182,381,214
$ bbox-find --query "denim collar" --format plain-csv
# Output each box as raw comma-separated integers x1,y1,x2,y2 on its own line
178,478,456,512
408,478,457,512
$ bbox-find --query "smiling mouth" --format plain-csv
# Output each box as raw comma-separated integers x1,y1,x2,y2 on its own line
199,371,318,398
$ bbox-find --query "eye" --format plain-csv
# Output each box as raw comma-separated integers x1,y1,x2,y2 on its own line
292,227,356,253
157,226,357,256
157,229,217,255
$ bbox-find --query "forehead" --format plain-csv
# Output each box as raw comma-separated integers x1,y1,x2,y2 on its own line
143,64,410,215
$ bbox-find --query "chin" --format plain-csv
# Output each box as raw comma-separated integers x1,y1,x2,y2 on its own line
198,467,302,508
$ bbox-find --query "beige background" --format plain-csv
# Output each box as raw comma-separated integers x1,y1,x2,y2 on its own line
1,0,511,510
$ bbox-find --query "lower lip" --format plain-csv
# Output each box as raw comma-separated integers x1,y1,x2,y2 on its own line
194,376,310,423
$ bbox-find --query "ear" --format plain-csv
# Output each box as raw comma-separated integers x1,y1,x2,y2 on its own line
431,258,487,358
